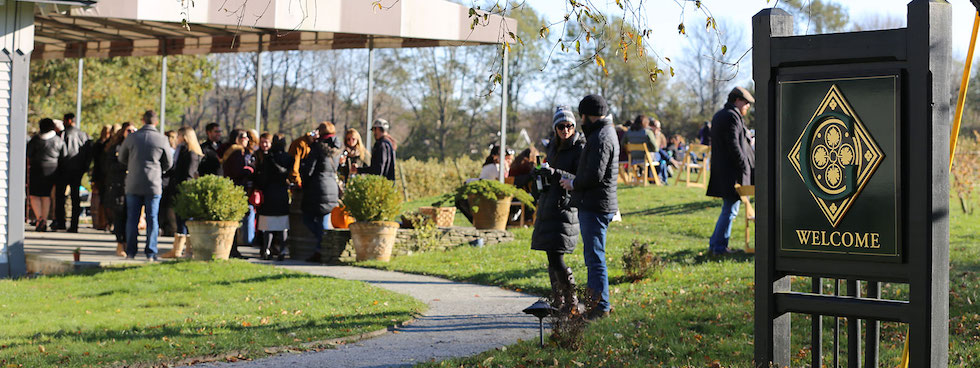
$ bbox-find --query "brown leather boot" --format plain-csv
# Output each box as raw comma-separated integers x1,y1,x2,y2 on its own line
561,267,579,316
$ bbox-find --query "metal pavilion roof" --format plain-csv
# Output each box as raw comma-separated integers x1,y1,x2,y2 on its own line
31,0,516,60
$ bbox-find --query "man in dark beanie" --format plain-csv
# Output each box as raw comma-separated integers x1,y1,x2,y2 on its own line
559,94,618,321
706,86,755,255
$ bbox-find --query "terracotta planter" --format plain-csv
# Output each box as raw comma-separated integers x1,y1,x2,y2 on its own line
472,196,512,230
349,221,399,262
186,220,239,260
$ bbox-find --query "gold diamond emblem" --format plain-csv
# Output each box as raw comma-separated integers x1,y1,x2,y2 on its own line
788,85,884,227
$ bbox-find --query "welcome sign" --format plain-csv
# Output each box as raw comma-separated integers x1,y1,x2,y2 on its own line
778,76,900,261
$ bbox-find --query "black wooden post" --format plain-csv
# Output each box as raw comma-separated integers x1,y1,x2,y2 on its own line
906,0,951,366
865,282,880,367
811,278,823,367
752,8,793,368
846,279,861,367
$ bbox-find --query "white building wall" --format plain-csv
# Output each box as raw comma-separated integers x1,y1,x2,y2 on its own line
0,1,33,277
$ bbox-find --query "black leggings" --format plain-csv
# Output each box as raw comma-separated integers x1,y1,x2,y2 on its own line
547,251,567,271
263,231,288,255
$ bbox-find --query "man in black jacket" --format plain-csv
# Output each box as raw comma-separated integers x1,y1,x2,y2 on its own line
559,94,619,321
364,118,396,180
706,87,755,255
54,113,90,232
198,123,223,177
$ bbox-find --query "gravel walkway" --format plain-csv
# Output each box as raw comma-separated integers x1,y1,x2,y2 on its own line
203,262,540,368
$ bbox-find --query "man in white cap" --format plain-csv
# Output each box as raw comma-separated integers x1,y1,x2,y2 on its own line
363,118,396,181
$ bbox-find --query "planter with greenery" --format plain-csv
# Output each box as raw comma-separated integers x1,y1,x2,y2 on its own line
175,175,250,260
434,180,535,230
344,175,403,262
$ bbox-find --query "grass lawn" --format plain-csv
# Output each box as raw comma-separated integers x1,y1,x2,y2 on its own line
363,185,980,367
0,260,426,367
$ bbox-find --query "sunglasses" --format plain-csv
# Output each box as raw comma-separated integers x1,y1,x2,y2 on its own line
556,124,575,130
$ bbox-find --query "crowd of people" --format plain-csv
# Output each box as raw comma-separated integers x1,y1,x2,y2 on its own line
25,86,753,324
25,110,399,262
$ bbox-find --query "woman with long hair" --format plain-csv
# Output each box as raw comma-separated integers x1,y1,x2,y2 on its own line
222,129,256,258
26,118,66,232
90,124,114,231
531,106,586,315
160,126,204,258
253,133,293,260
339,128,370,182
104,122,136,256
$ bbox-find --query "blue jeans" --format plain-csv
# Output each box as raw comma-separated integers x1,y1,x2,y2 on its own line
579,209,615,312
709,197,741,253
126,194,161,258
237,205,256,246
653,152,669,184
302,213,332,251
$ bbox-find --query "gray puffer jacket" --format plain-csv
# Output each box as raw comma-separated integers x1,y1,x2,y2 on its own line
570,116,619,214
531,132,586,254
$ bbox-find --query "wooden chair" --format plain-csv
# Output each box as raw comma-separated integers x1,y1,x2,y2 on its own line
504,177,534,227
675,143,710,188
624,143,662,186
735,184,755,254
617,161,633,184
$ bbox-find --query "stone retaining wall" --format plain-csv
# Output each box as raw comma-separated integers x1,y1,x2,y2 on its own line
318,227,514,264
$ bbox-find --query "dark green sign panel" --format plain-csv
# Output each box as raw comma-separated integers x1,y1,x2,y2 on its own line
778,76,900,261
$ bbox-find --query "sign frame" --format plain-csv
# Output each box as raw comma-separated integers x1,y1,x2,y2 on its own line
752,1,950,367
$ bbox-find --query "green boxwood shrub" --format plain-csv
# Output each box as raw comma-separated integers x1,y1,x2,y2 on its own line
174,175,249,221
433,179,536,211
343,175,403,222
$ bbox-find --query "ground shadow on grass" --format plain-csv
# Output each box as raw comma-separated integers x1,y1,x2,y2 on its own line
5,311,408,351
657,248,755,266
29,264,138,280
461,268,550,296
209,272,323,286
622,200,717,217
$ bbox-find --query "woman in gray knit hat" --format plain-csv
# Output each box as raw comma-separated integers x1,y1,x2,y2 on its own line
530,105,586,315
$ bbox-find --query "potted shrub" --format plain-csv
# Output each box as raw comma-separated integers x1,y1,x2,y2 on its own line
175,175,250,260
440,180,534,230
343,175,403,262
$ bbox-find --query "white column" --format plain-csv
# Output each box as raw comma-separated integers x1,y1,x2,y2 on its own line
366,38,375,148
0,1,34,278
75,58,82,126
255,38,263,132
160,55,167,131
498,46,509,183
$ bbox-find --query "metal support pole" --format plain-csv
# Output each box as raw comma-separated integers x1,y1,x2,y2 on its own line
366,38,374,148
538,318,545,347
255,41,263,132
498,45,509,183
75,58,83,127
811,277,823,367
160,55,167,131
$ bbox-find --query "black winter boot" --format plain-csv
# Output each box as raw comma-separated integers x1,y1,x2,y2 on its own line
547,265,565,313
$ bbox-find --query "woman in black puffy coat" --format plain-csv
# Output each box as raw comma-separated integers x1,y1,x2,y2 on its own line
531,106,586,315
301,122,341,263
254,133,293,261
